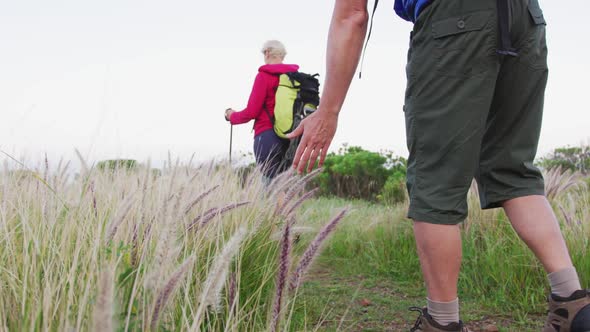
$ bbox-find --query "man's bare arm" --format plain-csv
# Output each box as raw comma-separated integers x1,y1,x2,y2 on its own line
287,0,369,173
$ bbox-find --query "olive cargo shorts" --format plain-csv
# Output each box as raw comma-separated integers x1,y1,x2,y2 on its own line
404,0,548,224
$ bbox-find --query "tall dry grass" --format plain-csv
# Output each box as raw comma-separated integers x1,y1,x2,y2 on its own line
0,156,344,331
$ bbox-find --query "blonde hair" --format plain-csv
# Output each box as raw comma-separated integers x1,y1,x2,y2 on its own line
261,40,287,60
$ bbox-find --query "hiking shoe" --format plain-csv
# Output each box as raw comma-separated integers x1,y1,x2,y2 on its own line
544,289,590,332
409,307,469,332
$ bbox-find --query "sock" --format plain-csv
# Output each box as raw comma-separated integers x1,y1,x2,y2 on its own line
427,298,460,326
548,267,582,298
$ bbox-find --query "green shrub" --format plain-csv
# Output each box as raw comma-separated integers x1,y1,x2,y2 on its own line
538,145,590,174
316,145,407,202
378,173,407,205
96,159,138,172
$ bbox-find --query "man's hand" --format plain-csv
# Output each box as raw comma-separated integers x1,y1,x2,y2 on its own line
225,108,235,121
286,110,338,173
285,0,368,173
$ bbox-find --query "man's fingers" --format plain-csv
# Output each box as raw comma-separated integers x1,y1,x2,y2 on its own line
292,146,301,169
286,122,304,139
307,148,321,173
291,136,307,169
297,145,314,174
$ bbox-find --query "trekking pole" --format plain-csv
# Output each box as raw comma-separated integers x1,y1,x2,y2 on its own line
229,124,233,163
225,108,233,164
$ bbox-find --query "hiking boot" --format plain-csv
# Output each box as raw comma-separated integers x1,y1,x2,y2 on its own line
409,307,469,332
544,289,590,332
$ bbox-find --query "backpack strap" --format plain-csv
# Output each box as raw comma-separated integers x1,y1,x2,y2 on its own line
496,0,518,56
263,73,283,125
263,104,275,125
358,0,379,79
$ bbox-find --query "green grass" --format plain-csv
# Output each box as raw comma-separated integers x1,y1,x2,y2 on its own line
291,267,544,331
289,193,589,331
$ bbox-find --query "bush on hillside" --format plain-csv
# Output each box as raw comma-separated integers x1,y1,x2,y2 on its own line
538,145,590,174
315,145,407,202
378,171,407,205
96,159,138,172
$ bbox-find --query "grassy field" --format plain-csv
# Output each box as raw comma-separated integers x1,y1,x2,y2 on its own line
290,173,590,331
0,159,588,331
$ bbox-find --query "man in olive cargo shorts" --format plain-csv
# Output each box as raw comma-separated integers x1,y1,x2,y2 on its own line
287,0,590,330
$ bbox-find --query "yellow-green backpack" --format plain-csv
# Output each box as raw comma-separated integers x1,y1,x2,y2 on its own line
265,72,320,139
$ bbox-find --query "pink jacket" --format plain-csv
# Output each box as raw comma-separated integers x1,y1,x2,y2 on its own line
230,63,300,137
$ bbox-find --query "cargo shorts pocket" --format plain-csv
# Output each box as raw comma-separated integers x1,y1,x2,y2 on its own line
432,10,495,77
528,0,546,25
520,0,548,70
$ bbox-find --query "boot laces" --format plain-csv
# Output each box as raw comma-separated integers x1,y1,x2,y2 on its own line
409,307,425,332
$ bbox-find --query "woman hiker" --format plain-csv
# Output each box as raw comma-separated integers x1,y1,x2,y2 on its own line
225,40,299,183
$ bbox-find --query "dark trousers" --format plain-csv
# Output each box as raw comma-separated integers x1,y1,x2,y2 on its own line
254,129,289,179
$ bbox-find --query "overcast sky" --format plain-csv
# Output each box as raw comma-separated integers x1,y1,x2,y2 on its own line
1,0,588,167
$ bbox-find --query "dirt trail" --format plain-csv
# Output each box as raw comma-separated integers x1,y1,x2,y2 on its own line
300,267,544,332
